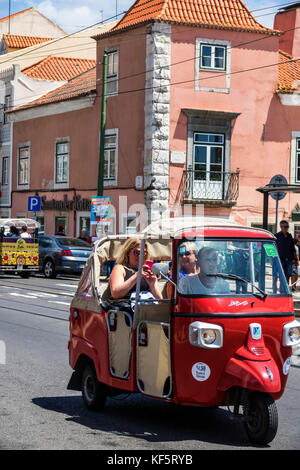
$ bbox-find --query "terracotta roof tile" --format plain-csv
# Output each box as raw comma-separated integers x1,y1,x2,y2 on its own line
9,67,96,112
22,56,96,81
97,0,278,37
3,34,54,49
278,50,300,93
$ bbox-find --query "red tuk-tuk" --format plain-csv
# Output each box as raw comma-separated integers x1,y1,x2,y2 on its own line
67,217,300,445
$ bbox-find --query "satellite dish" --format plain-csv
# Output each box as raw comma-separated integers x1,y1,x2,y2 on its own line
269,174,287,201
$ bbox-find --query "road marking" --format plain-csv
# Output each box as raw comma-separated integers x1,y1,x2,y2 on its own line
9,293,37,299
27,292,58,298
55,283,77,288
48,300,70,306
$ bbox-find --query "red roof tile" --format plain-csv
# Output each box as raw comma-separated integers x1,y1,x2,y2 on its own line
278,50,300,93
96,0,278,37
10,67,96,112
3,34,54,49
22,56,96,81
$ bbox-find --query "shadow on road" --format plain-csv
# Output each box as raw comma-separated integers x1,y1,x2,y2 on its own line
32,394,260,448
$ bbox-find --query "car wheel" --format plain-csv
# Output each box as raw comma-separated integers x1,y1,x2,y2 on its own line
81,363,107,411
43,259,56,279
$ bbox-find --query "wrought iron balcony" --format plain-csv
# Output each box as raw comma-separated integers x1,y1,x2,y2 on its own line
183,169,240,205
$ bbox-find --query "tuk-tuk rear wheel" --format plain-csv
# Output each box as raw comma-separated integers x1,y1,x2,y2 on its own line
81,364,106,411
243,392,278,445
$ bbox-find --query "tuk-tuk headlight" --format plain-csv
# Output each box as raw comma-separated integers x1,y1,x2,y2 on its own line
201,329,217,345
283,320,300,346
189,322,223,349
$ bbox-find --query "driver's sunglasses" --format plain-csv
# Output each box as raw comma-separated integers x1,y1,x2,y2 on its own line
133,249,147,256
281,225,289,229
180,251,193,256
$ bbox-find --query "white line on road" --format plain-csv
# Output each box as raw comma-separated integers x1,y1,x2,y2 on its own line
55,283,77,288
9,293,37,299
48,300,70,306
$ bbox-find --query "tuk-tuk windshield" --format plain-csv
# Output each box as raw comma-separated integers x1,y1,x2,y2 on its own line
177,239,289,297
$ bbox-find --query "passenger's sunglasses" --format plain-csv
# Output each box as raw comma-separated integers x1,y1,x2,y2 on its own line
281,225,289,229
180,251,193,256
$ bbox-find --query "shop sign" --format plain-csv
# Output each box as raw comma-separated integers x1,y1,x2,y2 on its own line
41,195,91,211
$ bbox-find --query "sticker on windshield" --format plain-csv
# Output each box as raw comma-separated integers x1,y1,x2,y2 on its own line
264,244,277,258
192,362,211,382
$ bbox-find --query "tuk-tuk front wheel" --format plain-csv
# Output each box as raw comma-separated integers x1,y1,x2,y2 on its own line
243,392,278,445
81,364,106,411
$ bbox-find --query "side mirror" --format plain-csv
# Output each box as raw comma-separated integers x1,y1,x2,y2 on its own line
152,262,177,302
152,262,170,277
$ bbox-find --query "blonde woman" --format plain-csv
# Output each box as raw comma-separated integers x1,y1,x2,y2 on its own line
102,237,162,301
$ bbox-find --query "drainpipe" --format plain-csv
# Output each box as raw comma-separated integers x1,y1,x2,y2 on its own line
97,49,108,197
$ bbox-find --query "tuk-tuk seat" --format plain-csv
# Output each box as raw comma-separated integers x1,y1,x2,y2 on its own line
133,301,171,329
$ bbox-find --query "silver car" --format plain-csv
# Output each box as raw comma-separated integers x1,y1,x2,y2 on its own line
39,235,91,278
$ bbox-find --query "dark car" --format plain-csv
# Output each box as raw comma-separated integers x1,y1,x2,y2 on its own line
38,235,92,278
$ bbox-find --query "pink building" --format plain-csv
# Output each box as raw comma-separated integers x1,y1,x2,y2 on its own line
8,0,300,236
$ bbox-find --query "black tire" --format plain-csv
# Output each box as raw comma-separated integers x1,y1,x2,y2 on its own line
19,271,31,278
244,392,278,445
81,363,106,411
43,259,56,279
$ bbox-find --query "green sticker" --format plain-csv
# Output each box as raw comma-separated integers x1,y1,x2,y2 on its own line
264,244,277,258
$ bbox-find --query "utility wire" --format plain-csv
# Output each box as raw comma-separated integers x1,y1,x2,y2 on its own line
0,0,293,67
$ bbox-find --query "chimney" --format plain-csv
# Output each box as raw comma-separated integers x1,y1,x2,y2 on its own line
274,2,300,57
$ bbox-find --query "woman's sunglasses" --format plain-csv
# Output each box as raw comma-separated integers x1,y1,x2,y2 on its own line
133,249,147,256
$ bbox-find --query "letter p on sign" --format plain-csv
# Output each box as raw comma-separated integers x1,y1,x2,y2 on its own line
28,196,41,212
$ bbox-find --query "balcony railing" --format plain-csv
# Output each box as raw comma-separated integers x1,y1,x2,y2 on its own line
183,169,240,204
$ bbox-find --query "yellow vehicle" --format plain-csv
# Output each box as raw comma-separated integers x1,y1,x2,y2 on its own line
0,218,40,278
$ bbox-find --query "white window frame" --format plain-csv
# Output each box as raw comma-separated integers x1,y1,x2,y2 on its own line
1,156,8,185
193,132,225,181
17,144,30,189
106,49,119,96
290,131,300,184
121,213,138,234
54,138,69,189
296,137,300,183
104,128,118,186
195,38,231,93
200,44,226,71
76,211,90,237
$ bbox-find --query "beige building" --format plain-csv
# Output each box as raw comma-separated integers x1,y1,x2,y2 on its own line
0,6,66,40
0,7,115,217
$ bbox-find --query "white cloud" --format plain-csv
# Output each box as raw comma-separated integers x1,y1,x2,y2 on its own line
34,0,132,32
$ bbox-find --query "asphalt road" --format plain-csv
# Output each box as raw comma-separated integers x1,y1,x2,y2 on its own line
0,273,300,451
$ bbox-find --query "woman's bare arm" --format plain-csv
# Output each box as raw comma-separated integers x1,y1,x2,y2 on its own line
109,264,138,299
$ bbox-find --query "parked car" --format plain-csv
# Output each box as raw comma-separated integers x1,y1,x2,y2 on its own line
38,235,92,278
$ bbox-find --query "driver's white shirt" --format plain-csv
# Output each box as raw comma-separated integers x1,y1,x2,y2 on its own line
179,273,230,295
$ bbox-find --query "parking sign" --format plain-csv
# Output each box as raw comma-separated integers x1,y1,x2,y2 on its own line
28,196,41,212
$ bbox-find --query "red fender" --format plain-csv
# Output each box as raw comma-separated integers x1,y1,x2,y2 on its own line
217,355,281,393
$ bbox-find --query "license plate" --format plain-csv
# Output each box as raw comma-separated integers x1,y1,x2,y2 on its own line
17,265,23,270
78,264,84,269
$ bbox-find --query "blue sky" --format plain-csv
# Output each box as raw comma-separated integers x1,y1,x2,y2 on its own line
0,0,295,33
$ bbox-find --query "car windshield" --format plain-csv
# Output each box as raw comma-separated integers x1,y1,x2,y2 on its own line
177,239,289,297
56,237,90,247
